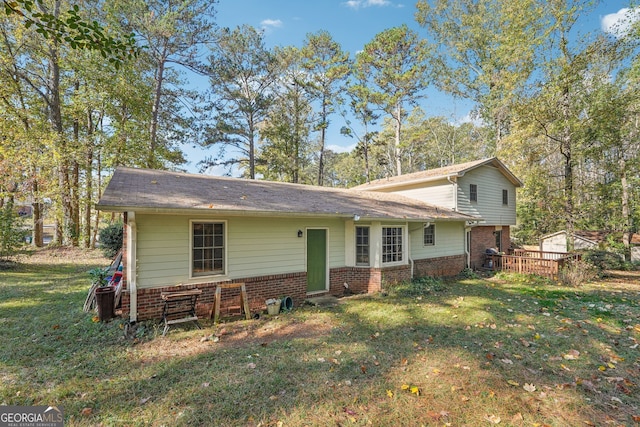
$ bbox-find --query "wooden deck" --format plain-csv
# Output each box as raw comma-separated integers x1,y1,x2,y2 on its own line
488,250,580,279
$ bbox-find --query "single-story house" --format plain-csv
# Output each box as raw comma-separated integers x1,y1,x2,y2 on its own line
353,158,523,269
540,230,640,261
97,167,479,322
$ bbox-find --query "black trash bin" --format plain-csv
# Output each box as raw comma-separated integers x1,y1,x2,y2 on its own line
95,286,116,321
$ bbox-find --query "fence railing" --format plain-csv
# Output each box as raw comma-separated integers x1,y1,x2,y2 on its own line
488,251,581,279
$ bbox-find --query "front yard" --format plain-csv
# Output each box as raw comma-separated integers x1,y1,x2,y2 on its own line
1,248,639,426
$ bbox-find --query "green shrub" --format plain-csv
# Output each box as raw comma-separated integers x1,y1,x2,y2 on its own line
0,201,26,261
458,267,479,280
387,276,444,297
99,222,123,258
582,250,626,272
558,259,599,287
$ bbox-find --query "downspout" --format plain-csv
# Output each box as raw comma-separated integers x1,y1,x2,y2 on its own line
126,211,137,323
465,225,471,268
408,225,414,279
447,175,458,211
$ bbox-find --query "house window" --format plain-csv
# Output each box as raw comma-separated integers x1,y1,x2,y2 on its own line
355,226,370,266
502,189,509,205
192,222,225,276
470,184,478,202
423,224,435,246
382,226,403,263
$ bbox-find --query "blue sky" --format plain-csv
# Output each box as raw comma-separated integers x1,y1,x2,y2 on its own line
185,0,637,174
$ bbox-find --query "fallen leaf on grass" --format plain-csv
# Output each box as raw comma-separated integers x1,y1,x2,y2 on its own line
140,397,150,405
562,349,580,360
410,386,420,396
360,365,367,374
386,389,394,398
247,362,256,369
81,408,92,416
484,414,501,424
507,380,520,386
511,413,524,423
523,383,536,392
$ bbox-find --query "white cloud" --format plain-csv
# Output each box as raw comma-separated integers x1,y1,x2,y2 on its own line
601,7,640,38
343,0,398,10
454,112,485,127
260,19,283,32
327,143,357,154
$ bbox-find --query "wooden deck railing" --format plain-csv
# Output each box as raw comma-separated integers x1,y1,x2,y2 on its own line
489,251,581,279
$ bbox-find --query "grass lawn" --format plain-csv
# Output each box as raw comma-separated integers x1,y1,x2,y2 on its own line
1,248,639,426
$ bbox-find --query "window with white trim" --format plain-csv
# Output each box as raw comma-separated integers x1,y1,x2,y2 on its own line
192,221,225,276
355,226,370,266
423,224,435,246
382,226,403,263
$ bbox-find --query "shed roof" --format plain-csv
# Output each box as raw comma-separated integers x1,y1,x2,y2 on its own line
353,157,523,190
541,230,640,245
97,167,478,222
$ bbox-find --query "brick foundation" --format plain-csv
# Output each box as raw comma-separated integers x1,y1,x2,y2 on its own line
121,254,467,321
414,254,466,277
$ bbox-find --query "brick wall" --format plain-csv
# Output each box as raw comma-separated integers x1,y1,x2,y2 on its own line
122,254,466,321
469,226,511,269
330,267,382,294
414,254,466,277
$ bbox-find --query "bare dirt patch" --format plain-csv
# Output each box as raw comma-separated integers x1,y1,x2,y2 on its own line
133,313,336,363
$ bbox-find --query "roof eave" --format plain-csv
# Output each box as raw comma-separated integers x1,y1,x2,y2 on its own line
96,204,475,222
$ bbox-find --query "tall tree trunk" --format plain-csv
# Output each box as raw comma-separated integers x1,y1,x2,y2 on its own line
148,59,165,169
620,155,631,261
32,179,43,247
83,109,94,248
560,79,574,251
47,0,74,246
317,102,327,186
71,93,80,246
395,102,402,176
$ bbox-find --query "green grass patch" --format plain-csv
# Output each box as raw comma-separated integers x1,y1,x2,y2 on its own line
1,250,640,426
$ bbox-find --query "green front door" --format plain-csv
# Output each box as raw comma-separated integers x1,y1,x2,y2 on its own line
306,229,327,293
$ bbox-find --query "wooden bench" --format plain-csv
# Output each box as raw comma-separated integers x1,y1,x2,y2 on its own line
161,289,202,336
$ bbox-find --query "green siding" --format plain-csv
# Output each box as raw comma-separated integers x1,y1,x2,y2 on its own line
376,180,454,210
135,214,345,289
457,166,517,225
409,221,465,259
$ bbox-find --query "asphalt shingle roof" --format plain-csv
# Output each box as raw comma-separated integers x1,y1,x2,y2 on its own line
97,167,477,222
353,157,523,190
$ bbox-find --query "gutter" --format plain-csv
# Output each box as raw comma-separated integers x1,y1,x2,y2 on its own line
96,205,475,223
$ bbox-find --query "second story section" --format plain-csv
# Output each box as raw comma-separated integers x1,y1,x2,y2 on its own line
353,158,523,226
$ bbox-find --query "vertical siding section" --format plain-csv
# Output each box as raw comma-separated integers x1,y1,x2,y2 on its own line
409,221,465,259
135,214,345,289
457,166,517,225
376,180,454,209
